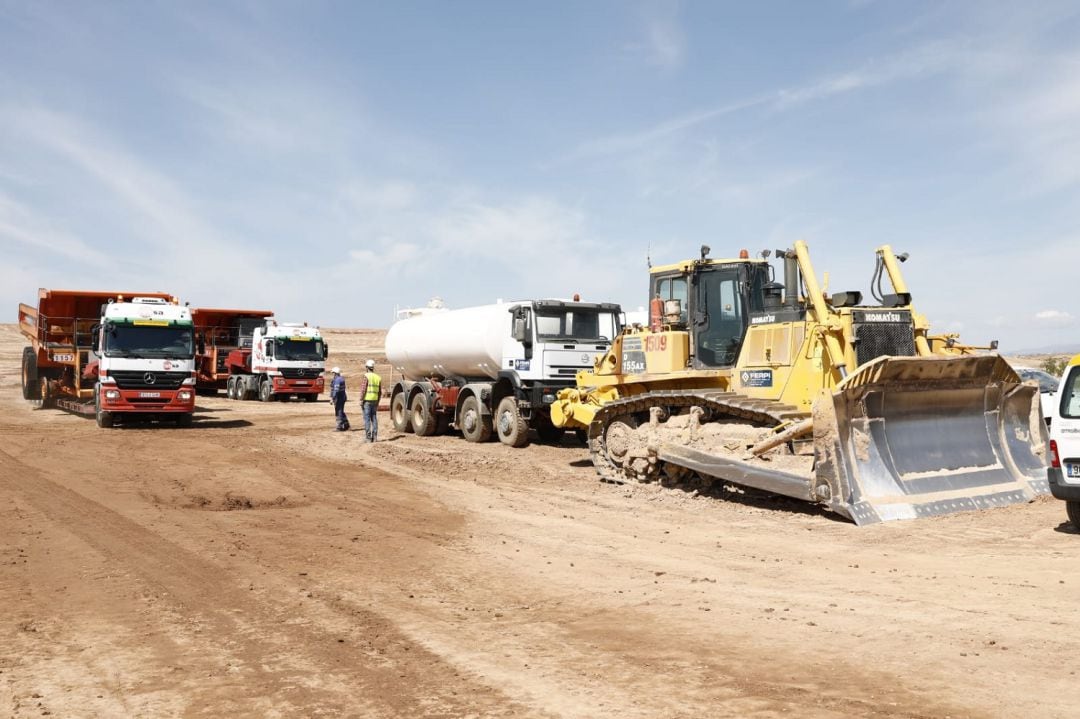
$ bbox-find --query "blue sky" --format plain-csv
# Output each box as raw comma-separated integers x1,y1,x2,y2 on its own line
2,1,1079,351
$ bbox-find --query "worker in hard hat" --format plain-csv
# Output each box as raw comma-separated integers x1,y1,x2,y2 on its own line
329,366,350,432
357,359,382,442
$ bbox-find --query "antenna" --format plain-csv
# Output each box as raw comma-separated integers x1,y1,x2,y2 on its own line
646,242,652,269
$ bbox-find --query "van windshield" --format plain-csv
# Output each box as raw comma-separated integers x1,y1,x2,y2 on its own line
1061,367,1080,419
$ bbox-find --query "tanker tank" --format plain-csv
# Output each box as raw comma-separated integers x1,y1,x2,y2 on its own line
386,301,524,381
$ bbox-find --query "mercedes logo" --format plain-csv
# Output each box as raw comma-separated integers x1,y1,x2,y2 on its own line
297,369,306,378
144,372,156,385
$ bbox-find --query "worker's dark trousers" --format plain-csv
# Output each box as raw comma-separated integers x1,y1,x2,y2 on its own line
334,396,349,430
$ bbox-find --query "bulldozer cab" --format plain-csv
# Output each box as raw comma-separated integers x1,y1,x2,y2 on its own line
649,252,770,369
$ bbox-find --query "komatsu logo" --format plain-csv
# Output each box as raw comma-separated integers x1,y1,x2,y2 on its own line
750,314,775,325
862,312,904,322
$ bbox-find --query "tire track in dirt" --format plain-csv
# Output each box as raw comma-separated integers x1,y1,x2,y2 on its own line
276,434,990,719
0,445,536,718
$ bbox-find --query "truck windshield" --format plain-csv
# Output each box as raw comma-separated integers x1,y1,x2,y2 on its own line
535,310,619,343
273,338,325,361
104,323,194,358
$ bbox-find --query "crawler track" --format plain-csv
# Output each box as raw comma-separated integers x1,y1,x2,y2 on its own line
586,390,809,484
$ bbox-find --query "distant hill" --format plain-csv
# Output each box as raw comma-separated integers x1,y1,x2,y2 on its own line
1010,344,1080,357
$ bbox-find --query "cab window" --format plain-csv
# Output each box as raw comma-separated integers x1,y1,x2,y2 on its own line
654,276,688,324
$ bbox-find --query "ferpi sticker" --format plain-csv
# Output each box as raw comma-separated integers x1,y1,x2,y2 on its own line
741,369,773,387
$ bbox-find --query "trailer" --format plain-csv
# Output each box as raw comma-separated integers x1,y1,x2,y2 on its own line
191,307,274,394
386,298,622,446
18,289,197,428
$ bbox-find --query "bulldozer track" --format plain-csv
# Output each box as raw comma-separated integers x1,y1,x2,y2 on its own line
587,390,808,484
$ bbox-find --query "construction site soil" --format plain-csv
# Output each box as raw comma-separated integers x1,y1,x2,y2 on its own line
1,323,1077,718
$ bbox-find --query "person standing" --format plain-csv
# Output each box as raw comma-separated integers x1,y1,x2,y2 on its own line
329,367,349,431
357,358,382,442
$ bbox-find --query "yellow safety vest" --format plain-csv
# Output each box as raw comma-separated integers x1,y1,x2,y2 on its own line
364,372,381,402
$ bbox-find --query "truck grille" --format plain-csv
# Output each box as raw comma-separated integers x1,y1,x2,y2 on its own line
279,367,320,379
109,370,188,390
853,322,916,366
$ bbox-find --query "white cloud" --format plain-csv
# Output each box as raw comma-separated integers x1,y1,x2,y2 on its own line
568,41,955,164
1034,309,1074,326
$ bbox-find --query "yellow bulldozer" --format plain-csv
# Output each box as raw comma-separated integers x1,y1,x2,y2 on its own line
551,241,1049,525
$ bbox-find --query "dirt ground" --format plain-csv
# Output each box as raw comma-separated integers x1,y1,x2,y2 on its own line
2,323,1078,718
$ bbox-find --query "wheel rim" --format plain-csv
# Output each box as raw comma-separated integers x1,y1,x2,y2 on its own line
497,410,512,435
605,420,636,464
462,407,477,433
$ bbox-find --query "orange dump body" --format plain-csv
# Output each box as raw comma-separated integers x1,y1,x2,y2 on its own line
190,307,274,391
19,289,178,401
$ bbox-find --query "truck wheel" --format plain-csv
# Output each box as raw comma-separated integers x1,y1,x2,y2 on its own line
1067,501,1080,530
95,389,114,428
226,378,236,400
391,393,413,433
176,413,193,428
410,393,438,436
259,380,273,402
21,347,38,401
38,376,55,409
495,396,529,448
459,396,492,443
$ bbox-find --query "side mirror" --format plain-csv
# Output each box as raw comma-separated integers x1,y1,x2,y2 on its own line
265,340,275,357
322,343,329,359
91,324,100,353
196,336,206,355
512,317,527,343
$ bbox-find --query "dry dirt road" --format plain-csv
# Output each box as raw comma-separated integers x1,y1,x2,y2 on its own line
2,324,1078,718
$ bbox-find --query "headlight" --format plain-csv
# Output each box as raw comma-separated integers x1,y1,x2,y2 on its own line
105,389,120,400
275,377,285,385
178,390,192,401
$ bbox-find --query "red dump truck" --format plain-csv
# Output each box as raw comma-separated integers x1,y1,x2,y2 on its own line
191,307,274,394
18,289,197,427
191,308,327,401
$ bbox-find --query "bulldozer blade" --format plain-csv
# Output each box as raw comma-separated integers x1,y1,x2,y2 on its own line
813,355,1049,525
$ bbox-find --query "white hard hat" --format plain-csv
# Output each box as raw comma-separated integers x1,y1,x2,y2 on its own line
365,359,376,369
331,366,341,374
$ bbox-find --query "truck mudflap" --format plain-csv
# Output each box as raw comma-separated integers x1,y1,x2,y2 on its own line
812,355,1049,524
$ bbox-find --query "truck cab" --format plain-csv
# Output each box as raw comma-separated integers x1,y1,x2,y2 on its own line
93,297,197,427
228,321,327,402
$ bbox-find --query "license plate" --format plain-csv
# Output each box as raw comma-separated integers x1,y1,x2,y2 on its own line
139,392,161,398
295,381,309,385
1068,464,1080,479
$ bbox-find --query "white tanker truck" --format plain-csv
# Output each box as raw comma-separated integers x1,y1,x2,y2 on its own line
386,298,623,447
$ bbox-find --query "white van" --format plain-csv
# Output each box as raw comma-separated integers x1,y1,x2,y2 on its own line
1049,354,1080,527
